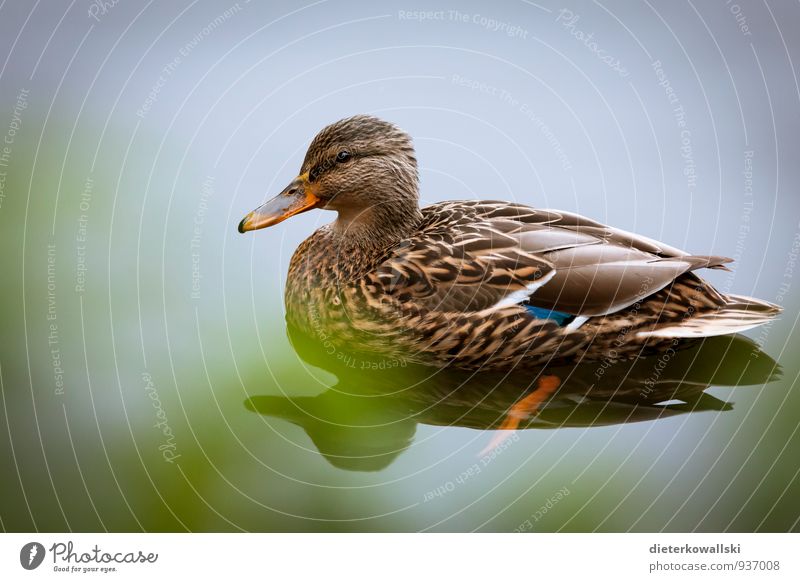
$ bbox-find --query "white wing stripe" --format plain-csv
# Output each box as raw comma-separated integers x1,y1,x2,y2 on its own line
493,269,557,309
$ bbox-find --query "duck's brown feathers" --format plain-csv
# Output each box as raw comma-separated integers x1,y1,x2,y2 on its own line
285,200,779,370
371,200,730,315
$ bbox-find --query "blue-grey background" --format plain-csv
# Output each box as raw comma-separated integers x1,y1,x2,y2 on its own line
0,0,798,531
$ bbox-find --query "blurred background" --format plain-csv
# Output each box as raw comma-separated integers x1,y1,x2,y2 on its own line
0,0,798,532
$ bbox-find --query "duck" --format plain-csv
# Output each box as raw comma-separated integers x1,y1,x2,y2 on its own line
238,115,780,371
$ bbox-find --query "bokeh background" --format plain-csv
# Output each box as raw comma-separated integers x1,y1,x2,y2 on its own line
1,0,798,532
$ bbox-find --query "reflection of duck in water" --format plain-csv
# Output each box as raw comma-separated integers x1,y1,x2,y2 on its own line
245,328,780,471
239,115,780,371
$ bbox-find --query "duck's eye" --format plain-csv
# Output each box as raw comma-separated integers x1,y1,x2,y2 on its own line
336,150,351,163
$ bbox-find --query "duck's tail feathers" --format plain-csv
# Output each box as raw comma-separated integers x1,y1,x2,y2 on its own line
637,293,781,339
684,255,734,271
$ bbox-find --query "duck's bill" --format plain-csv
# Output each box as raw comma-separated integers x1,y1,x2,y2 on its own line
238,176,320,233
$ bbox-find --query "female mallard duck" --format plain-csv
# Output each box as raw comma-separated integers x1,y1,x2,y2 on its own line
238,115,780,371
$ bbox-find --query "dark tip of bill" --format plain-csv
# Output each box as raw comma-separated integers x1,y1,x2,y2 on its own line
237,218,247,233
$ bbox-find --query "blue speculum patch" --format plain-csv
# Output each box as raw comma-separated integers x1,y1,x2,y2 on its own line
525,305,576,326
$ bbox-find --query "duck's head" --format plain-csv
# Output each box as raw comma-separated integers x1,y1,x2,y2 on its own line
238,115,421,237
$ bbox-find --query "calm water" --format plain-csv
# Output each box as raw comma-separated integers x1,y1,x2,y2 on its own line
1,0,799,532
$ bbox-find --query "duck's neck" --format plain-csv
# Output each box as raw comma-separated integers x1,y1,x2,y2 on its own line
331,198,423,257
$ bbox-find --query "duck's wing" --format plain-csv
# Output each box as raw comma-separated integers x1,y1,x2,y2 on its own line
371,200,731,318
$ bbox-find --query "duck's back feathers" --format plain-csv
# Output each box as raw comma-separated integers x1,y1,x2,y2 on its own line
373,200,733,320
